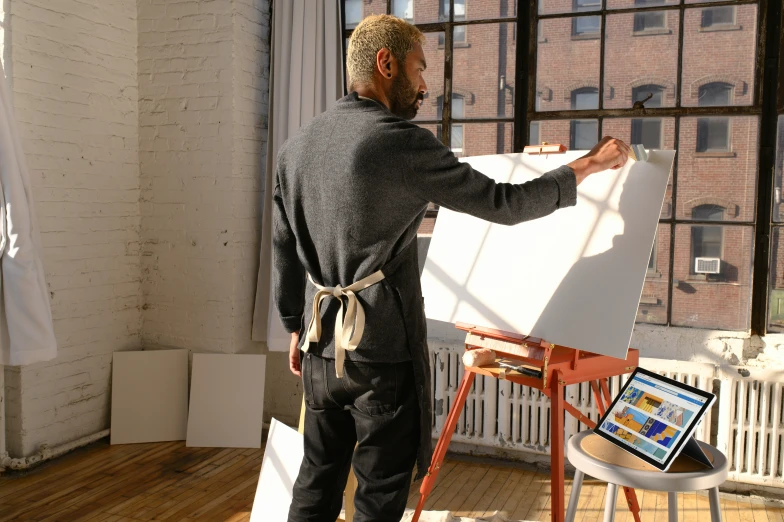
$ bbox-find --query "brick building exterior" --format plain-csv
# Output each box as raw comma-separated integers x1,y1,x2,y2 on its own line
346,0,771,332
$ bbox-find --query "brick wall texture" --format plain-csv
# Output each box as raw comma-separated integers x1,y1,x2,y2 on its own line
3,0,270,457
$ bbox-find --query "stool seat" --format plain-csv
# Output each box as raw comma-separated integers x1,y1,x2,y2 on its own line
568,430,728,492
565,430,729,522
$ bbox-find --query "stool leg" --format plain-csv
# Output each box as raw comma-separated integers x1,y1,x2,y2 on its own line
565,470,584,522
708,488,722,522
668,492,678,522
603,483,618,522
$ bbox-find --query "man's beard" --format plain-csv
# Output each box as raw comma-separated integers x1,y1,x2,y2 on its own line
389,74,422,120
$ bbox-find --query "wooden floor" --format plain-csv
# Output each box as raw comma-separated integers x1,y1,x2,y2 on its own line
0,439,782,521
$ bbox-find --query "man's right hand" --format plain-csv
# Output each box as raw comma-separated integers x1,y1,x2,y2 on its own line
289,331,301,377
567,137,631,185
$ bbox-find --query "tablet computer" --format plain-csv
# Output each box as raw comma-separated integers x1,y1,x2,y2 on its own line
593,367,716,472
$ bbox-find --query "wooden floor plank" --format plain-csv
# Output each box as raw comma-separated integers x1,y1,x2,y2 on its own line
2,439,781,522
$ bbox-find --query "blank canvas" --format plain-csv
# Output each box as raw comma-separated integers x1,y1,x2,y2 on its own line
110,349,189,444
250,419,304,522
421,151,674,360
186,353,266,448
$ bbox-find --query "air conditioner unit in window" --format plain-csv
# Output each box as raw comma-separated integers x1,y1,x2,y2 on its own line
695,257,721,274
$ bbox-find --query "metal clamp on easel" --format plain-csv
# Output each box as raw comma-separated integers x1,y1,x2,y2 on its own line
523,142,567,155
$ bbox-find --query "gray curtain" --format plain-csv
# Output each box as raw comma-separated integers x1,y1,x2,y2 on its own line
252,0,344,349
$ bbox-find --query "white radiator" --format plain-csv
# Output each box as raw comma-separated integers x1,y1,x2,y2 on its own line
429,345,784,486
716,367,784,488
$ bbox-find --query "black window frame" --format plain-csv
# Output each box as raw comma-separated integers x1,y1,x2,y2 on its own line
341,0,784,335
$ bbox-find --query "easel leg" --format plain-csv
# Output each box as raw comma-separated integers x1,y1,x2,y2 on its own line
551,370,565,522
413,370,476,522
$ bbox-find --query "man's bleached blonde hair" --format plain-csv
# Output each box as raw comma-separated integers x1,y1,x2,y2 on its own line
347,15,426,90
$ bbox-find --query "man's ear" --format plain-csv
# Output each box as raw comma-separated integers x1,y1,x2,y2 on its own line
377,48,395,79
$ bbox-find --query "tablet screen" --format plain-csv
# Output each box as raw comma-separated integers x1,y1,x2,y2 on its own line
594,368,714,469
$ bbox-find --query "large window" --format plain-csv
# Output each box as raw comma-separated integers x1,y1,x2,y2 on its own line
343,0,781,334
696,83,732,152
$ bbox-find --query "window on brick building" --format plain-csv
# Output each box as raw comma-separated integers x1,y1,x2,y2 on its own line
573,0,601,37
439,0,467,45
570,88,599,150
696,83,732,152
701,6,735,28
691,205,725,276
572,87,599,110
633,0,667,31
392,0,414,22
631,85,664,149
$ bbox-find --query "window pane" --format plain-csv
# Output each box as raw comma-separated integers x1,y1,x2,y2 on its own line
531,119,599,150
539,0,601,15
603,117,674,218
452,23,516,118
604,12,679,109
608,0,677,9
406,0,445,23
458,0,516,20
774,116,784,221
392,0,414,21
637,224,671,325
452,122,513,157
414,32,445,122
681,5,756,107
529,122,541,145
536,18,600,112
344,0,386,29
671,224,753,330
768,227,784,332
571,120,599,150
676,116,759,222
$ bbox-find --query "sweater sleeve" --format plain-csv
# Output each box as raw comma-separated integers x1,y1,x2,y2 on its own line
272,166,306,334
403,127,577,226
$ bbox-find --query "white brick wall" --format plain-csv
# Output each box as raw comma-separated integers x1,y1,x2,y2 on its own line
2,0,271,457
138,0,269,355
3,0,141,456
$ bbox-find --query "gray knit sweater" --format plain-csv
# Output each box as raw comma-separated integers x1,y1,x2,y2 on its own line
273,92,577,362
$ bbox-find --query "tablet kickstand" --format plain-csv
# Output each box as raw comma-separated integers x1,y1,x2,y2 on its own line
681,435,714,468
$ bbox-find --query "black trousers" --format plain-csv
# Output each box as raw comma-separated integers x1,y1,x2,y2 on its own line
288,352,420,522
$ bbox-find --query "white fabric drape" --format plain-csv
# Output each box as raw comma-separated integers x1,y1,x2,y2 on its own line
251,0,344,348
0,61,57,366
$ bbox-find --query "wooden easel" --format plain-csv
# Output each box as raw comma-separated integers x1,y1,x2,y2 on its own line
412,322,643,522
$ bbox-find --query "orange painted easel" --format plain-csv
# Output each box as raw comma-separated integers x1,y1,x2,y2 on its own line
412,323,643,522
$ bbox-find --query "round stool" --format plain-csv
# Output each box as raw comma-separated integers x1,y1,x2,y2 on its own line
566,430,728,522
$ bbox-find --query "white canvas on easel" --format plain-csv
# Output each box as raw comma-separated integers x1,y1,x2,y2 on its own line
110,349,189,444
421,151,674,360
186,353,266,448
250,418,304,522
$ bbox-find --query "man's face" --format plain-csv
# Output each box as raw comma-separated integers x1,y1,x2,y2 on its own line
389,43,428,120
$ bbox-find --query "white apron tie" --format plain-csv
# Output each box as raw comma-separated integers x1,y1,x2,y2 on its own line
305,270,386,378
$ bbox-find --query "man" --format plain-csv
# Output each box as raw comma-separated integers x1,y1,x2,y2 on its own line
273,15,630,522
